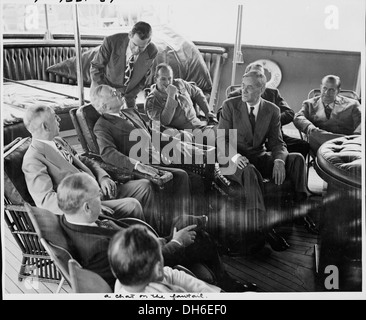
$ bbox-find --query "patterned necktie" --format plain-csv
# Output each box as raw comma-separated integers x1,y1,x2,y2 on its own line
324,104,332,119
124,54,135,86
54,140,73,163
249,106,256,133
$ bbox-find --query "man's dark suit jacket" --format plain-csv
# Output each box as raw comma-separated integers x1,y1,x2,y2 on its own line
217,96,288,162
225,87,294,126
90,33,158,108
60,216,185,290
94,108,173,172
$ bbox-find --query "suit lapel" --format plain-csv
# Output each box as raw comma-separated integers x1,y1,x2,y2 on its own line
122,109,151,134
32,139,79,173
237,100,253,137
255,100,272,143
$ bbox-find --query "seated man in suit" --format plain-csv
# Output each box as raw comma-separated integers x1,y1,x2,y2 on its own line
294,74,361,154
22,104,151,222
58,172,257,292
224,62,309,159
145,63,218,146
109,225,221,293
90,21,158,109
91,84,208,223
217,71,312,250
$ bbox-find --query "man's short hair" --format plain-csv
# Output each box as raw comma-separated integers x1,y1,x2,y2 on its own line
90,84,112,113
242,70,267,88
23,104,52,133
108,225,161,286
154,63,173,78
57,172,97,214
131,21,152,40
321,75,341,90
245,62,265,74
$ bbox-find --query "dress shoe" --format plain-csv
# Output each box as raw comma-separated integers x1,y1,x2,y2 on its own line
265,229,290,252
303,215,319,235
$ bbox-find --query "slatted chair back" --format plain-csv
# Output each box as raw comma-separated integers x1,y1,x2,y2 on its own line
3,137,64,283
307,88,360,101
4,137,34,205
24,203,75,289
68,259,113,293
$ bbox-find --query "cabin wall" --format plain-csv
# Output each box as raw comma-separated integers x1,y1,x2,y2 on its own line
210,44,361,113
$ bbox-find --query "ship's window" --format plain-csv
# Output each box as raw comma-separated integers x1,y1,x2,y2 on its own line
2,0,364,52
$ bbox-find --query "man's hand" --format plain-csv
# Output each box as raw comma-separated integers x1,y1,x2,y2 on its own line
165,84,178,98
306,124,318,135
234,155,250,170
207,112,218,125
272,160,286,185
100,177,117,200
172,225,197,247
136,162,160,178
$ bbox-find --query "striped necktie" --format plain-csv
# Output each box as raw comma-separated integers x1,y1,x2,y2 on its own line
124,54,135,86
54,140,73,163
324,104,332,119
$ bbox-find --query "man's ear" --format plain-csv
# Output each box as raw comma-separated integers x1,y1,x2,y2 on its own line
152,260,164,282
41,121,49,132
83,201,90,213
128,31,132,39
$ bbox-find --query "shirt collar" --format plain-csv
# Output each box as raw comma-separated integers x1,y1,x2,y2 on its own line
64,216,98,227
247,99,261,114
35,138,59,152
126,43,139,61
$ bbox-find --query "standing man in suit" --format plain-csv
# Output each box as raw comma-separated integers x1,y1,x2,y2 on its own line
91,84,207,226
58,172,257,292
294,74,361,153
90,21,158,109
22,104,152,221
224,62,309,159
217,71,311,250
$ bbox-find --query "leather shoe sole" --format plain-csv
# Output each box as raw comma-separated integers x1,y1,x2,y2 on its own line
265,229,290,251
303,216,320,235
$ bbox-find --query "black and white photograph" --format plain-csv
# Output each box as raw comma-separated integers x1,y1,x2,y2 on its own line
1,0,365,304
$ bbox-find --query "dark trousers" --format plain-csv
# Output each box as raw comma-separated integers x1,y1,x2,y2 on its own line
283,133,310,159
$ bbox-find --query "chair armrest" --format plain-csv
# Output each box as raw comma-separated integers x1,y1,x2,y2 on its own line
81,152,173,188
80,153,134,183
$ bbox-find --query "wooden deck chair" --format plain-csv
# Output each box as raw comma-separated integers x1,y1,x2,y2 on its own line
68,259,113,293
24,203,75,293
4,137,63,284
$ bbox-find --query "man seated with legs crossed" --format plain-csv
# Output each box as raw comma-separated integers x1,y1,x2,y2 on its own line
58,172,257,292
91,84,208,224
217,70,313,252
22,104,150,221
